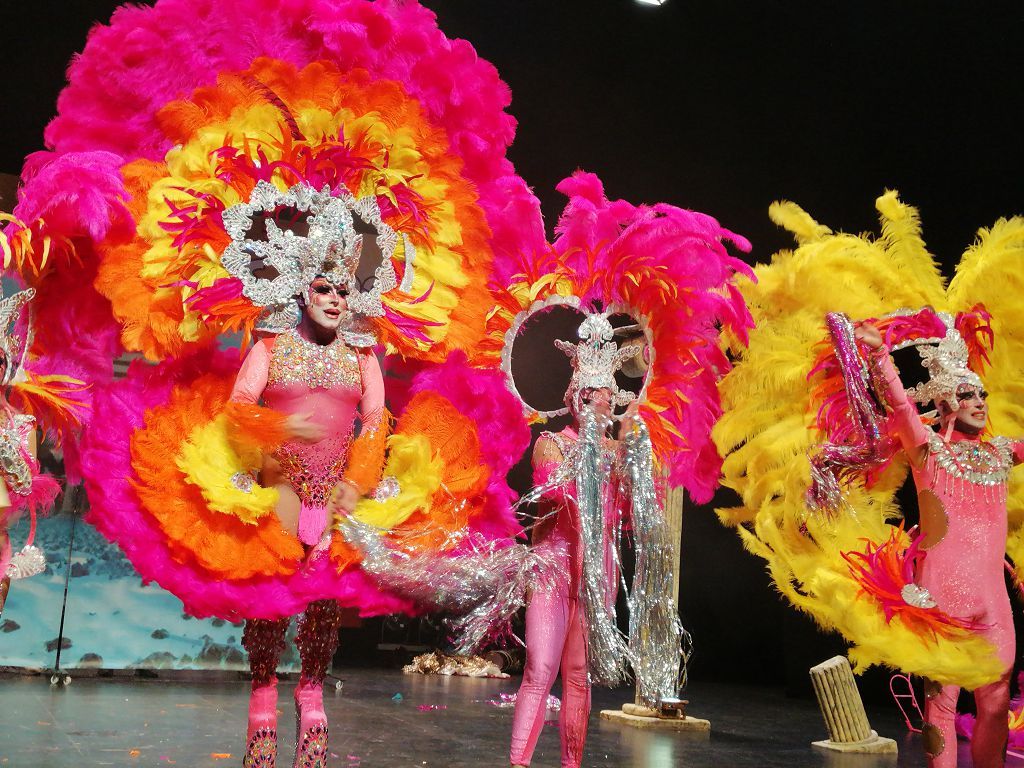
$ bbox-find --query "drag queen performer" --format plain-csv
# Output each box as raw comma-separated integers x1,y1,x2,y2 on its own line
228,251,388,765
0,0,547,765
510,329,632,768
854,318,1017,768
714,192,1024,766
487,173,754,768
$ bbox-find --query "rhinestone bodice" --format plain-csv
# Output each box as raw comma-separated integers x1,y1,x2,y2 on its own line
267,330,361,391
263,330,363,531
0,413,35,496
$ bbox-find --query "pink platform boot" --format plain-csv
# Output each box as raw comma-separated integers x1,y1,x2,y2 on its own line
243,679,279,768
293,676,329,768
241,617,289,768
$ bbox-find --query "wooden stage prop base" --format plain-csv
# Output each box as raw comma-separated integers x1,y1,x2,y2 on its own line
599,701,711,733
811,731,898,754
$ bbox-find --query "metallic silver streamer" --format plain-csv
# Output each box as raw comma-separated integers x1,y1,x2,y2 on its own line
620,420,689,707
337,517,554,654
575,406,632,687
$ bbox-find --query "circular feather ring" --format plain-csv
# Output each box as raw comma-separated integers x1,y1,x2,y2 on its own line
11,0,545,363
481,171,754,502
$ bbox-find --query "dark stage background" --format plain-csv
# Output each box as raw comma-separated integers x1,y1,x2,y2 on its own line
1,0,1023,699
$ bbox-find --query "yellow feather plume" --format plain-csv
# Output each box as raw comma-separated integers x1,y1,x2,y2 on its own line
177,413,279,525
352,434,443,531
715,194,1017,687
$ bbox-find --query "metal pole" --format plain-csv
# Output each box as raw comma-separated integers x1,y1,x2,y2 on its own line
51,489,80,684
52,514,76,672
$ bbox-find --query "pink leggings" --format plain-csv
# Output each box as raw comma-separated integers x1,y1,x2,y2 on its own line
925,675,1010,768
510,590,590,768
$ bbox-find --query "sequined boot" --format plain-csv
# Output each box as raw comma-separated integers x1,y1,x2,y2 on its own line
293,676,329,768
243,680,279,768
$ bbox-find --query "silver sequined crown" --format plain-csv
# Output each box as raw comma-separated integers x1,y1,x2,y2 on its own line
220,181,416,334
890,311,983,407
554,313,637,410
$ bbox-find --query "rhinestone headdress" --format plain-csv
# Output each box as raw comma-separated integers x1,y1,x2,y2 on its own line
890,311,983,408
0,288,35,386
220,181,416,334
554,312,638,411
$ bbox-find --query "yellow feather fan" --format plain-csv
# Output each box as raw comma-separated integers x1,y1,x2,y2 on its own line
715,192,1024,687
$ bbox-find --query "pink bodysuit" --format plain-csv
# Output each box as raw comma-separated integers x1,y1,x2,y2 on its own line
878,351,1019,768
230,329,385,546
510,427,622,768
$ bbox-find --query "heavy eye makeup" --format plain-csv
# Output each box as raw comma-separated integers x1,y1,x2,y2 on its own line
310,280,346,297
956,389,988,402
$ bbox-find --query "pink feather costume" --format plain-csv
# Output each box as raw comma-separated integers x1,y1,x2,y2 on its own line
510,427,624,768
875,348,1019,768
4,1,545,765
0,410,60,584
491,173,754,767
0,287,69,601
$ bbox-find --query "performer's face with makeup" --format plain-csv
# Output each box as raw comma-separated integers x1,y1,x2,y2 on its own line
941,385,988,435
303,277,347,334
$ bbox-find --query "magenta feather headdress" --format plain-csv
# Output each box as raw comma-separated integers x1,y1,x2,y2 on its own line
808,306,995,513
485,171,754,502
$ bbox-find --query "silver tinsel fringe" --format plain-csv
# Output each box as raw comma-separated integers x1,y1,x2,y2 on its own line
806,313,893,517
576,407,632,688
621,420,688,707
342,404,690,701
338,517,555,653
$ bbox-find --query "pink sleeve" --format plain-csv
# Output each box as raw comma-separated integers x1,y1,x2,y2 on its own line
229,340,272,404
358,351,385,429
533,458,572,505
874,349,931,451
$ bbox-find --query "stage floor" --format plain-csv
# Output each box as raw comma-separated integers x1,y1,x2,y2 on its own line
0,669,994,767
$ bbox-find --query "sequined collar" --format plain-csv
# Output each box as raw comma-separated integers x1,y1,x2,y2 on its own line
927,431,1012,486
267,329,361,390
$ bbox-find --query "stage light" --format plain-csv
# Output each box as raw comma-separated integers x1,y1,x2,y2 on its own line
635,0,668,6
